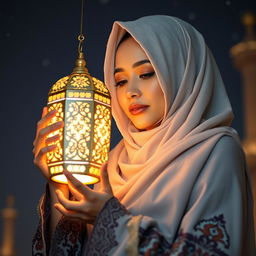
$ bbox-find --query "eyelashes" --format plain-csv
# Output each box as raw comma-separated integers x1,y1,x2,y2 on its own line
115,79,127,87
139,71,155,79
114,71,155,87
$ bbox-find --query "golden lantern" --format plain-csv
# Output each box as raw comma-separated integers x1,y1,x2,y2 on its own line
46,1,111,185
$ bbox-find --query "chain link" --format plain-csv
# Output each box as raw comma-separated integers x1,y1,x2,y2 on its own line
78,0,85,53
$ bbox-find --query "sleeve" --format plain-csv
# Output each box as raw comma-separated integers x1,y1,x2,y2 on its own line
32,183,87,256
83,136,255,256
169,135,255,256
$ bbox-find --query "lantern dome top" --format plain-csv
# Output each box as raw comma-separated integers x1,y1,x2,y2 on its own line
48,53,110,98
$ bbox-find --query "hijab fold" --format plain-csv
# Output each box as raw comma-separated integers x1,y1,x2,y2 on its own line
102,15,239,240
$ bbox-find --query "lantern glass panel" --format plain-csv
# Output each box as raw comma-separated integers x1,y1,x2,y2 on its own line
46,70,111,185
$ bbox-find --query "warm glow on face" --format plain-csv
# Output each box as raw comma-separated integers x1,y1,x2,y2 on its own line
114,37,165,131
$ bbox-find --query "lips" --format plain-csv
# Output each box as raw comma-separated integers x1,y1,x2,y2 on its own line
129,104,149,115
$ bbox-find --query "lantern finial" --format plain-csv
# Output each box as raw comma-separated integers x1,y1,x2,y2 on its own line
72,52,89,74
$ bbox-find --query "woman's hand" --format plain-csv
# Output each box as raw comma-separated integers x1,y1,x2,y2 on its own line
54,163,113,224
32,107,64,180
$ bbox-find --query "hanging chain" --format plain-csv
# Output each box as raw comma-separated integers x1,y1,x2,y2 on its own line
78,0,85,53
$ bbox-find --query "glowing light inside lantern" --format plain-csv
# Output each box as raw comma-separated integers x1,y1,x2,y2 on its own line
51,174,99,185
46,68,111,185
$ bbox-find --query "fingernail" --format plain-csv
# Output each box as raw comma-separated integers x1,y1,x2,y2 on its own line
55,121,63,127
49,144,57,150
49,109,57,115
64,170,72,177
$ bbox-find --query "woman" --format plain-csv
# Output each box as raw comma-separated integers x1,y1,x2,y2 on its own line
32,15,255,255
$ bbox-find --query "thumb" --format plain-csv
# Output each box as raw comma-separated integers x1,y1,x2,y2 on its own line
100,162,112,194
42,106,48,118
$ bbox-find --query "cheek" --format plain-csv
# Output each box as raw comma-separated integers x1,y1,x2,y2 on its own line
146,79,164,102
116,89,128,114
146,79,165,115
116,89,123,108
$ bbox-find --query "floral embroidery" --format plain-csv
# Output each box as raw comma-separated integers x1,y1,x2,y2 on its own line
32,221,44,255
171,214,230,256
32,184,86,256
139,226,172,255
138,214,230,256
32,187,230,256
49,217,86,256
84,196,130,255
32,184,51,255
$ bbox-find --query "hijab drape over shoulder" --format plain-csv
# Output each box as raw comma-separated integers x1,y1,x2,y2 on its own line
104,15,238,172
99,15,255,254
104,15,237,201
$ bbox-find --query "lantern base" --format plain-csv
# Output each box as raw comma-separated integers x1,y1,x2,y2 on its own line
51,173,100,185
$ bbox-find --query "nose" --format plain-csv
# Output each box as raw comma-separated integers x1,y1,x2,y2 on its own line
126,90,140,99
126,80,141,99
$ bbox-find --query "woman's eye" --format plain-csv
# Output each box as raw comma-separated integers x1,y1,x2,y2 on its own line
114,72,155,87
115,80,127,87
140,71,155,79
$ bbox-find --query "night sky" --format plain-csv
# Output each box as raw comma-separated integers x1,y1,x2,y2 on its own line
1,0,256,254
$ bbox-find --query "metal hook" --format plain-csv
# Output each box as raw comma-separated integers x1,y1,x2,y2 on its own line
78,34,85,53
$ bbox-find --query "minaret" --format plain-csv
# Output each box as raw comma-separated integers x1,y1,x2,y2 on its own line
0,195,18,256
230,12,256,237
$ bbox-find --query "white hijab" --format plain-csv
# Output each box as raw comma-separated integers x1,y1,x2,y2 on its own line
103,15,239,241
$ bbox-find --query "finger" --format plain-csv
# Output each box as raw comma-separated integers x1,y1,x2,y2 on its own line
33,121,63,148
41,106,48,118
33,113,61,145
40,121,63,139
34,108,57,146
41,108,57,124
54,203,87,221
100,163,113,194
36,109,58,137
33,129,58,155
67,182,84,201
33,135,57,157
34,145,56,163
45,134,60,145
55,190,81,210
63,170,92,197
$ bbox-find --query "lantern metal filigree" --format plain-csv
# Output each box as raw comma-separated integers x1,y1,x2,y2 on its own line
46,52,111,184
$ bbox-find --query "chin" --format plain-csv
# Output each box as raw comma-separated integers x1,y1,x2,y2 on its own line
132,118,163,131
133,122,156,131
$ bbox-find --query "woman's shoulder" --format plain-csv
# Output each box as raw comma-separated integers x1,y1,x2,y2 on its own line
191,135,247,198
211,134,244,159
205,134,246,180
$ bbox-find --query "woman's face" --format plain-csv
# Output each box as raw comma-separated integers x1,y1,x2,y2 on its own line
114,37,165,131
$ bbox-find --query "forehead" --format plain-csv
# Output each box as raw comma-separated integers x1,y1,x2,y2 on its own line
115,37,149,67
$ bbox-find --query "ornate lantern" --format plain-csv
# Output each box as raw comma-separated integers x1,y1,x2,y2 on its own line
46,1,111,185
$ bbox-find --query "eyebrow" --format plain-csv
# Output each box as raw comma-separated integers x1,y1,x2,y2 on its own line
114,59,151,75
